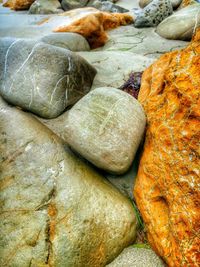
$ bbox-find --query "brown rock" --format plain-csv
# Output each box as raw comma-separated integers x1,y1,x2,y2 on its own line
53,7,134,49
3,0,35,10
134,29,200,267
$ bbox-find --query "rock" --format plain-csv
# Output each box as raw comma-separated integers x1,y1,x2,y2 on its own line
64,87,146,174
88,0,129,13
139,0,182,9
0,37,96,118
134,0,173,27
134,29,200,266
61,0,88,10
0,96,137,267
3,0,35,10
106,247,165,267
178,0,197,8
39,33,90,51
29,0,63,14
156,5,200,40
53,8,134,49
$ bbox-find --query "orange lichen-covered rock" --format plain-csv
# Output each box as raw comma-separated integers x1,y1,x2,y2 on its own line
53,8,134,49
3,0,35,10
134,29,200,267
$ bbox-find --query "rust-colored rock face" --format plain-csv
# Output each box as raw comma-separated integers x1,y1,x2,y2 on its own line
3,0,35,10
134,30,200,267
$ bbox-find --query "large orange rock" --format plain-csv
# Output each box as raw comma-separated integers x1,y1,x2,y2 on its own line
53,8,134,49
134,29,200,267
3,0,35,10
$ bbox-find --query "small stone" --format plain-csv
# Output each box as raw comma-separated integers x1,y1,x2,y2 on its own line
135,0,173,28
61,0,88,10
29,0,63,14
156,4,200,40
64,87,146,174
39,33,90,51
106,247,165,267
3,0,35,10
88,0,129,13
0,37,96,118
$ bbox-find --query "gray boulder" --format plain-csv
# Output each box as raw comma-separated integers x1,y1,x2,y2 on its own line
0,96,137,267
0,38,96,118
29,0,63,14
156,4,200,40
88,0,129,12
61,0,89,10
135,0,173,27
64,87,146,174
106,247,165,267
139,0,182,9
39,33,90,51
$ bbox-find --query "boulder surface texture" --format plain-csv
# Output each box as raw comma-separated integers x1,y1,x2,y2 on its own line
64,87,146,174
29,0,63,14
0,96,137,267
134,29,200,266
0,38,96,118
3,0,35,10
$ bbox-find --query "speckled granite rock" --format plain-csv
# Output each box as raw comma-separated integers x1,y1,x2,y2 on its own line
139,0,182,9
135,0,173,27
64,87,146,174
156,5,200,40
39,33,90,51
0,38,96,118
29,0,63,14
106,247,165,267
134,29,200,266
0,96,137,267
3,0,35,10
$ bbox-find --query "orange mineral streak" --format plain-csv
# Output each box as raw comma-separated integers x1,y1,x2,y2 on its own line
48,203,57,241
134,29,200,267
3,0,35,10
53,8,134,49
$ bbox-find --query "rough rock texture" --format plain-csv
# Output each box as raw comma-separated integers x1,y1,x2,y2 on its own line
53,7,134,49
134,29,200,266
0,38,96,118
139,0,182,9
88,0,129,13
3,0,35,10
106,247,165,267
156,5,200,40
39,33,90,51
61,0,89,10
178,0,197,8
134,0,173,27
64,87,146,174
29,0,63,14
0,96,137,267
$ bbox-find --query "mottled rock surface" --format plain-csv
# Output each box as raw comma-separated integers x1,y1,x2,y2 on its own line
0,38,96,118
156,4,200,40
39,33,90,51
3,0,35,10
29,0,63,14
0,96,137,267
139,0,182,9
106,247,165,267
64,87,146,174
61,0,89,10
135,0,173,27
134,30,200,266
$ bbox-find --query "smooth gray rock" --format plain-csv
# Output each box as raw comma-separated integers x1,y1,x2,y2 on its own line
39,33,90,51
64,87,146,174
29,0,63,14
88,0,129,12
0,38,96,118
134,0,173,27
106,247,165,267
156,4,200,40
61,0,89,10
0,96,137,267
